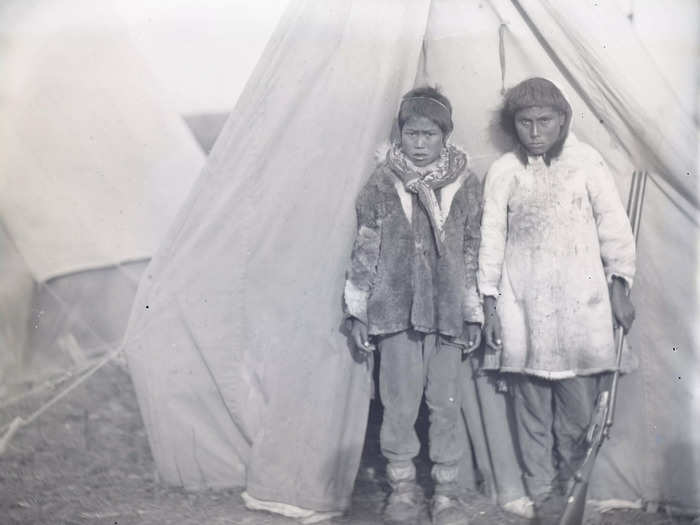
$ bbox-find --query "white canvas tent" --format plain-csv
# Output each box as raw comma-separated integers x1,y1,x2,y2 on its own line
122,0,699,517
0,0,204,387
2,0,696,520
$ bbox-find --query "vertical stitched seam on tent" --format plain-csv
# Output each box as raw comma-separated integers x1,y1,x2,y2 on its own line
499,24,507,94
419,38,429,84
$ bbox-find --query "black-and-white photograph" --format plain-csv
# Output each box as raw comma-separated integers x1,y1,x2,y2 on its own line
0,1,697,524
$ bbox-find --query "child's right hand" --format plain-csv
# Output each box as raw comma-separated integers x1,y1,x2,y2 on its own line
483,296,503,350
351,319,375,352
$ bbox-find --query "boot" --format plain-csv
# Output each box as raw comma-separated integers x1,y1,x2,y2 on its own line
384,480,424,524
502,496,535,519
431,493,469,525
383,463,424,524
532,491,567,525
431,464,469,525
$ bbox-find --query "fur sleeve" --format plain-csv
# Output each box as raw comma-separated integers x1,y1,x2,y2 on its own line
462,173,484,324
344,176,382,324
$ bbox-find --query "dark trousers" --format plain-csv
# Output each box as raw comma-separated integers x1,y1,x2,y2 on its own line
511,373,609,501
378,329,465,494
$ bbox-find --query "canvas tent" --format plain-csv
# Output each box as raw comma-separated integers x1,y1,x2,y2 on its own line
0,0,204,389
116,0,697,517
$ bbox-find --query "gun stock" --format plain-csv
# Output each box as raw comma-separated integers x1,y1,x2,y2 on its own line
558,443,601,525
559,479,589,525
557,391,609,525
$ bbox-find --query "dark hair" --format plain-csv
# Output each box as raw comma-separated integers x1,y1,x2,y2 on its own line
398,85,454,136
500,77,572,165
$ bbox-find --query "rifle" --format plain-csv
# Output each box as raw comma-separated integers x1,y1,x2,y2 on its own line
558,170,648,525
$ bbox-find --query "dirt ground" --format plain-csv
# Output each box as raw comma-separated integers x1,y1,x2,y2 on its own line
0,362,695,525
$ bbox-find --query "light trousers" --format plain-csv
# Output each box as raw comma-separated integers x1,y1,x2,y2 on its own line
378,329,466,493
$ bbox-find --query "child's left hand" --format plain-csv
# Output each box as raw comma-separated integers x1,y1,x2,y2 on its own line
610,277,635,333
463,323,482,353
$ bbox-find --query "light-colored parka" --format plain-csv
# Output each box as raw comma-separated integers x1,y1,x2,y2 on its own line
478,135,636,378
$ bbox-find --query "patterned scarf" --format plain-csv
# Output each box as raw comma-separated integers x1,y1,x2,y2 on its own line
387,142,467,256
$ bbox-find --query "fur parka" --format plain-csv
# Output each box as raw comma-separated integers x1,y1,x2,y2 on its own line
344,145,483,341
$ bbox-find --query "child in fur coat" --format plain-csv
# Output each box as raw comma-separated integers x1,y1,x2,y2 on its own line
344,86,482,525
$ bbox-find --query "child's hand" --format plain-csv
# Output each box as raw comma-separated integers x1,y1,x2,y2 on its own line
483,296,502,350
351,319,375,352
610,277,635,333
464,323,482,353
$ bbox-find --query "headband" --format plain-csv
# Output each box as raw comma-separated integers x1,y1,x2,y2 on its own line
400,96,451,113
399,96,453,133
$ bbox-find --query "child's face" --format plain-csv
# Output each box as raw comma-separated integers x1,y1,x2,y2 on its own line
400,116,444,167
514,105,565,156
